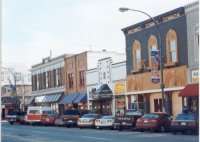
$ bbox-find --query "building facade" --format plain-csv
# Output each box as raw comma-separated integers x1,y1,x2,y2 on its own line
185,1,199,84
122,7,188,117
179,2,199,114
31,54,68,112
61,50,125,113
86,57,126,115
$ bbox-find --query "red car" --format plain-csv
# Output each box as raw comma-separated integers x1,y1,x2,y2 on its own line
136,113,171,132
41,111,58,126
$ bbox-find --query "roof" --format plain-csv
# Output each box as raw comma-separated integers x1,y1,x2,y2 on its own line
179,84,199,97
32,54,72,68
121,7,184,33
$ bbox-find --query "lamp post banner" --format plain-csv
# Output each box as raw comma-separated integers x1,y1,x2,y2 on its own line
151,49,160,83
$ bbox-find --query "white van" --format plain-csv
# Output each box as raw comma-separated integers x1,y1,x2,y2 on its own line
25,106,53,124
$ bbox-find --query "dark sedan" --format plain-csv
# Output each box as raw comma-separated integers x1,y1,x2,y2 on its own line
170,113,198,134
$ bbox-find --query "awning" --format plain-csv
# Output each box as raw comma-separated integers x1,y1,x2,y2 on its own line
34,93,63,103
73,93,87,103
179,84,199,97
59,93,79,104
96,84,112,94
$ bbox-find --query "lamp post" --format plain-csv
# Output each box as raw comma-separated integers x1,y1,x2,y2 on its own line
119,7,165,113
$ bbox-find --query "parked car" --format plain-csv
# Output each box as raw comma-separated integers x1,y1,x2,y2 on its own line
25,106,53,125
41,111,58,126
113,110,142,130
54,110,80,127
95,115,114,129
136,113,171,132
78,113,101,128
170,113,198,134
6,111,26,125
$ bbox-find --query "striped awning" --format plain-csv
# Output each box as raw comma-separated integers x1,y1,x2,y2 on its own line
34,93,63,103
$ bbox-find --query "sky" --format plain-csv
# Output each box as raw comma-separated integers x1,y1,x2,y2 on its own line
2,0,197,72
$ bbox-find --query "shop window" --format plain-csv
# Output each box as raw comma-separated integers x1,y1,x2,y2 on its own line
148,35,158,68
154,98,162,112
132,40,142,71
166,29,178,65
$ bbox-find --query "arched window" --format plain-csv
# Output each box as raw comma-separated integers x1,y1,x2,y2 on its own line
148,35,158,68
132,40,142,71
166,29,178,64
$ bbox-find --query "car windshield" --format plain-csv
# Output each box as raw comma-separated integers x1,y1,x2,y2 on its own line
42,110,55,115
101,116,113,119
7,111,17,115
175,113,196,120
82,114,98,118
64,110,80,115
29,110,40,114
143,114,159,119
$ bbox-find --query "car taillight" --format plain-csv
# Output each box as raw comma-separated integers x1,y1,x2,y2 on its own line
188,121,196,126
137,119,142,122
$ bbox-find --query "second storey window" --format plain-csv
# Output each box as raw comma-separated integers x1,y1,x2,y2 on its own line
166,29,178,65
68,73,73,89
132,40,142,71
148,35,158,68
79,71,85,86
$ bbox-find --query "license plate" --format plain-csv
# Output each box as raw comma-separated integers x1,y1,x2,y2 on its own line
181,122,186,126
144,120,148,123
122,122,126,125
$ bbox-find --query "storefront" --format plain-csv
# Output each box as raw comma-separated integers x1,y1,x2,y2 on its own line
114,81,126,115
91,84,113,115
59,92,87,114
34,93,63,113
179,83,199,113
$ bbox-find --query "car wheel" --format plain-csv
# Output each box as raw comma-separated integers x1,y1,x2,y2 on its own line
172,131,177,135
160,126,166,133
9,122,14,125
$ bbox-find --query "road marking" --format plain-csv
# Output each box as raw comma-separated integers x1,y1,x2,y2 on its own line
81,136,111,141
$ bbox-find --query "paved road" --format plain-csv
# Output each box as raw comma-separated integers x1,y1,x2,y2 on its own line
2,123,198,142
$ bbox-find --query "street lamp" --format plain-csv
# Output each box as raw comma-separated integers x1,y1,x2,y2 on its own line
119,7,166,113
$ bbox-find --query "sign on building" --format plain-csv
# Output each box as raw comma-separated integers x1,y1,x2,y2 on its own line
192,70,199,83
114,82,125,95
151,49,160,84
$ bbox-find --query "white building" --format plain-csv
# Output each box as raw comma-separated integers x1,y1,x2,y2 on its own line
30,54,70,112
86,56,126,115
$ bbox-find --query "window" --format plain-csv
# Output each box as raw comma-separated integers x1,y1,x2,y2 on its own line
68,73,73,89
132,40,142,71
148,35,158,68
103,72,106,79
79,71,85,86
154,98,162,112
166,29,178,64
53,69,57,87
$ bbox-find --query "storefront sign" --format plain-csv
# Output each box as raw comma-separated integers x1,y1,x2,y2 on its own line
114,82,125,95
192,70,199,83
151,49,160,84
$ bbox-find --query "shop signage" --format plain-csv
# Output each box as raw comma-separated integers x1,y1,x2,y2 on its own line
192,70,199,83
151,49,160,84
114,82,125,95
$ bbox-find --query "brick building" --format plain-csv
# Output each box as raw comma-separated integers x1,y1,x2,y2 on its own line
122,7,188,117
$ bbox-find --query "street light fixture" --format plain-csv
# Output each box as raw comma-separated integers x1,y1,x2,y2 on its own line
119,7,166,113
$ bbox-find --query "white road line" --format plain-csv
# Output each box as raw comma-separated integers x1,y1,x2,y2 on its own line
81,136,111,141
